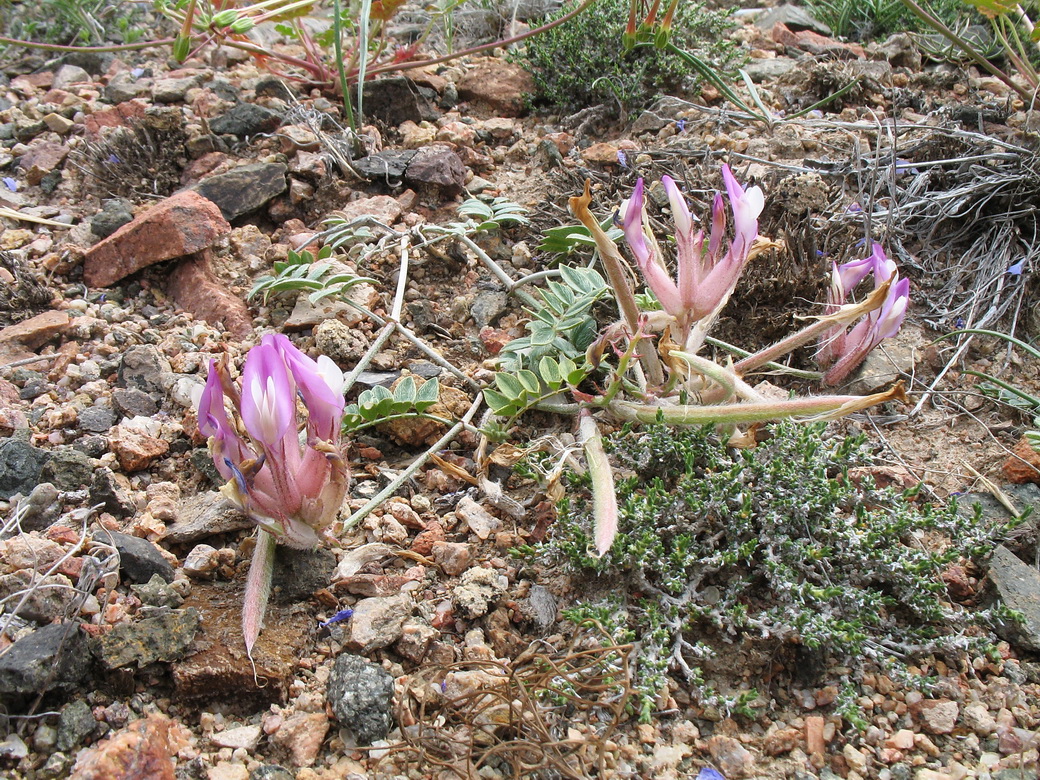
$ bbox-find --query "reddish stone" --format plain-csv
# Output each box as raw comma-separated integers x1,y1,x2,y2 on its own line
1003,436,1040,483
69,713,188,780
333,194,403,225
109,427,169,472
83,191,231,287
479,327,511,355
166,251,252,338
387,501,424,529
941,564,974,601
772,22,866,59
763,727,802,756
20,142,69,186
457,58,534,118
358,445,383,460
805,715,826,757
179,151,228,186
0,310,69,363
83,100,148,136
10,72,53,94
411,520,445,556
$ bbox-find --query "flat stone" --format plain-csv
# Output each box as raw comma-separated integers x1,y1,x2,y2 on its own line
172,581,312,706
164,491,252,545
0,622,91,698
754,4,832,35
109,425,169,471
210,724,262,751
0,571,76,623
269,712,328,768
456,58,533,118
209,102,282,136
772,22,866,59
345,592,413,653
282,282,378,330
742,57,801,83
20,141,68,186
988,545,1040,652
118,344,171,396
362,76,439,126
69,713,188,780
353,149,416,181
166,251,252,338
78,403,117,433
271,546,336,604
0,310,69,364
332,195,404,226
92,608,200,669
112,388,158,418
191,163,288,221
83,191,231,287
39,446,93,490
404,145,466,196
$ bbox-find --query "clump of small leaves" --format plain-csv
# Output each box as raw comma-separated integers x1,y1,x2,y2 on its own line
804,0,968,41
76,115,186,200
249,245,375,305
516,0,742,114
542,422,1022,720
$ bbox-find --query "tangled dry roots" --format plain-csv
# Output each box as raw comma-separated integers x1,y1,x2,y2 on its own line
371,621,635,779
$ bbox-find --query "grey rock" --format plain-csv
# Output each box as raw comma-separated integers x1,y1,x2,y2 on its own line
353,149,416,181
89,467,137,517
742,58,800,83
326,653,395,744
314,320,368,365
108,531,175,584
754,4,831,35
103,72,148,104
987,545,1040,652
469,291,508,329
90,198,134,239
345,592,413,653
0,437,49,500
362,76,439,126
250,766,295,780
74,436,109,459
0,571,77,623
632,96,698,134
519,584,558,633
407,361,442,380
0,622,91,697
354,370,400,389
192,163,288,221
56,699,96,751
112,387,158,418
91,607,200,669
118,344,171,396
14,482,62,531
873,32,921,70
209,102,283,137
37,751,72,779
272,546,337,604
59,51,113,75
39,446,93,491
254,77,298,100
152,74,206,103
53,64,91,91
131,573,185,608
164,491,252,544
405,146,467,196
78,404,116,433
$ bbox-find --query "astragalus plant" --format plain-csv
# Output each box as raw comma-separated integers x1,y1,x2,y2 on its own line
487,165,911,556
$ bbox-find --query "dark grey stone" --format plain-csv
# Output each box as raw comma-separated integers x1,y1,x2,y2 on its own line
407,361,442,380
118,344,171,396
469,291,508,328
354,370,400,389
353,149,416,181
0,622,91,697
519,584,558,633
0,437,48,499
91,607,199,669
90,198,134,239
131,573,185,608
89,468,137,517
18,377,48,400
326,653,395,744
56,699,96,751
73,435,109,459
192,163,288,221
14,482,62,531
112,387,158,418
107,531,175,584
754,4,832,35
39,446,94,491
77,404,116,433
404,146,466,196
987,545,1040,652
250,766,295,780
272,546,336,604
253,78,298,100
362,76,439,127
0,571,76,623
209,103,283,137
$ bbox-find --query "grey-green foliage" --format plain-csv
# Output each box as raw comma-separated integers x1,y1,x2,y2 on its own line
515,0,742,114
0,0,144,45
496,265,607,373
542,422,1023,719
248,245,376,305
805,0,974,41
342,376,440,432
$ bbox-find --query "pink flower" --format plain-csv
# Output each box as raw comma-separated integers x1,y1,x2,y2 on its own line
818,243,910,385
196,334,348,548
623,165,765,325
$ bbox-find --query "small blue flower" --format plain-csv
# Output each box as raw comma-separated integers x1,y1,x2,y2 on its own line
131,68,145,78
955,317,965,329
696,769,726,780
2,177,17,191
319,608,353,628
1007,260,1026,276
675,119,686,133
617,150,628,168
107,154,121,164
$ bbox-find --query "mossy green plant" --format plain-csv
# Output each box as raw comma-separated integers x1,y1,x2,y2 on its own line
539,421,1024,722
516,0,742,114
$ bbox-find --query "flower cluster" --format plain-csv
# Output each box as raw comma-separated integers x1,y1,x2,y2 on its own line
622,164,765,343
196,333,349,549
817,242,910,385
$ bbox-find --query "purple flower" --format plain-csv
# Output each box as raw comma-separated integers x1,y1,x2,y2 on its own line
818,243,909,385
196,334,348,548
2,177,17,192
622,165,764,327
